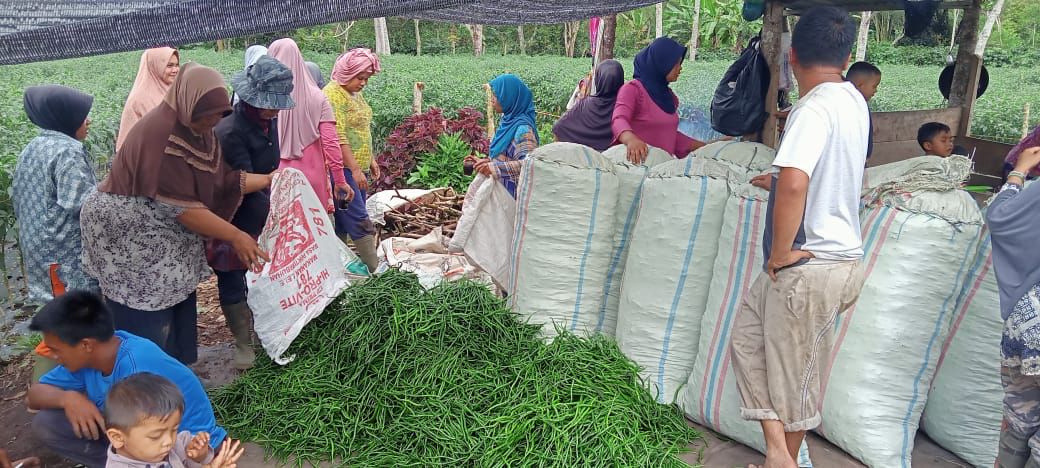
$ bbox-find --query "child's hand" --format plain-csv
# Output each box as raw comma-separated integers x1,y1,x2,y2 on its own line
204,439,245,468
186,432,211,463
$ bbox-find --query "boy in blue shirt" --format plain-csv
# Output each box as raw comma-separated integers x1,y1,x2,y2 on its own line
26,291,226,467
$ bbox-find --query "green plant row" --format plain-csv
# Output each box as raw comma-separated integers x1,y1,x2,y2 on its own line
210,270,702,467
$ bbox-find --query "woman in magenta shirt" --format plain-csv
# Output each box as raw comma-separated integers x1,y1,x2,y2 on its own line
612,37,705,163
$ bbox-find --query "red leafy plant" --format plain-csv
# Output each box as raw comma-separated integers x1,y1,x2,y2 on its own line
374,107,489,190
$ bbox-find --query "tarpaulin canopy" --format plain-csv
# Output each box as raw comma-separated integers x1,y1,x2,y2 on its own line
0,0,659,65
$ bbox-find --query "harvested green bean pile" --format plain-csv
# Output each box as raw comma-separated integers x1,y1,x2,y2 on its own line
211,270,701,466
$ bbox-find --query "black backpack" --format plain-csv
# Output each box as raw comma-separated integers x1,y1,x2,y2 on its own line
710,35,771,137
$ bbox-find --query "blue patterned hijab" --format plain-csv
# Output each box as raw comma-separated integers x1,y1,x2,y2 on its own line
634,37,687,115
489,74,538,158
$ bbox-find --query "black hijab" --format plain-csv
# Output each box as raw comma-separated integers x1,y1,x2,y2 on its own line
23,85,93,139
552,60,625,151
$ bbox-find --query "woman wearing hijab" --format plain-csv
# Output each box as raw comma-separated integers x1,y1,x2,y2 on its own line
81,63,272,364
12,85,99,304
306,61,327,89
468,74,539,198
613,37,705,163
209,55,295,369
986,146,1040,467
552,60,624,151
1004,125,1040,181
268,38,353,215
231,45,268,106
323,48,381,272
116,47,180,150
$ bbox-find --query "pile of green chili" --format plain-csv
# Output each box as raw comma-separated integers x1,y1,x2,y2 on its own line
210,270,701,466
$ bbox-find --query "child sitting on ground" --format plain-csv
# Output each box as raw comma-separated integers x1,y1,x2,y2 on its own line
104,373,243,468
918,122,960,157
26,290,228,467
846,61,882,102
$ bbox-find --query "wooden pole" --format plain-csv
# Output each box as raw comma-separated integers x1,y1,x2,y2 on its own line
760,1,785,147
413,82,425,115
484,83,496,137
655,3,664,38
949,0,983,137
1024,103,1032,139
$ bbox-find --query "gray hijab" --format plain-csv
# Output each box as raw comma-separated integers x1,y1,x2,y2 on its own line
305,61,326,89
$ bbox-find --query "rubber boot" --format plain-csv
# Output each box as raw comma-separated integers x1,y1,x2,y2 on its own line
352,235,380,274
222,302,255,370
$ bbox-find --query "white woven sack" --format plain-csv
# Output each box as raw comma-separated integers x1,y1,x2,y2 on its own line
921,228,1001,468
682,182,772,451
449,174,516,288
598,144,673,336
509,143,620,338
817,187,984,468
614,157,738,404
692,141,775,180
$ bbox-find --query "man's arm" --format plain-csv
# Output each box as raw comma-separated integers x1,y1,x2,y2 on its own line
767,168,813,279
28,383,106,440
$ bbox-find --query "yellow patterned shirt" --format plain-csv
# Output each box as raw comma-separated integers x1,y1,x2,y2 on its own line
323,83,374,170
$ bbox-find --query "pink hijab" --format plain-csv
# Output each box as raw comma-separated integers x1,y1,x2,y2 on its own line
117,47,178,150
331,48,381,85
268,38,334,160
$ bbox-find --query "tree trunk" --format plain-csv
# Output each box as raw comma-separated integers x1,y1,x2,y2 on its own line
975,0,1006,56
215,39,226,52
337,21,356,53
948,0,982,109
855,11,872,62
518,26,526,55
465,24,485,57
949,9,959,54
689,0,701,60
374,17,391,55
564,21,581,58
600,14,616,60
655,2,665,38
414,19,422,56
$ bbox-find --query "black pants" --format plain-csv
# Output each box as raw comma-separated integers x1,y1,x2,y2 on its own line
107,293,198,364
215,269,248,306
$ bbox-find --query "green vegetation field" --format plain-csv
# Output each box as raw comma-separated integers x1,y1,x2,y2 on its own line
1,49,1038,164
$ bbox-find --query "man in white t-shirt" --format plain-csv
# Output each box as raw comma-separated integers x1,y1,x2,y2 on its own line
728,6,868,468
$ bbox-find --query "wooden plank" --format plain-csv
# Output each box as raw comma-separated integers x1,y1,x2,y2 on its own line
760,1,784,148
957,54,983,137
866,140,926,167
870,108,963,143
959,135,1012,178
948,0,982,109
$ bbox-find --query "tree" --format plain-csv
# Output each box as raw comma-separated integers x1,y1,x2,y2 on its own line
600,14,617,60
336,21,356,53
518,26,526,55
465,24,485,57
855,11,872,62
976,0,1007,55
656,2,665,38
374,17,391,55
689,0,701,60
414,19,422,56
564,21,581,57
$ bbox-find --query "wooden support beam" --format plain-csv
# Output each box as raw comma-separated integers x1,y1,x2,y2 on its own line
948,0,981,110
760,1,785,148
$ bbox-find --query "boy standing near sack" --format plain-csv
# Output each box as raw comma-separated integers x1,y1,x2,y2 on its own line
729,6,868,468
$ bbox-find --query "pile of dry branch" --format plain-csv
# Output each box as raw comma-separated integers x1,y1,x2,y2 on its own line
380,189,463,239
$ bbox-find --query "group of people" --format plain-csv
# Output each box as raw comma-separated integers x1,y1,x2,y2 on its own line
10,6,1040,468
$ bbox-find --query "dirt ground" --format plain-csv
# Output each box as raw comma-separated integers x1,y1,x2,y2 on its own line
0,277,975,467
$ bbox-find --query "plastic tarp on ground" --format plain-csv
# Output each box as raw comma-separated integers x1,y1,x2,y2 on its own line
920,227,1002,468
816,156,984,468
509,143,619,338
683,182,772,451
614,156,738,404
691,140,775,180
599,145,673,338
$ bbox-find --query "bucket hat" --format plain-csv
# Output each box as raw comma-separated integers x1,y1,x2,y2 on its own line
231,55,295,110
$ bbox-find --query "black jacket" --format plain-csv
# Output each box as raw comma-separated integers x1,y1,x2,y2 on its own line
215,104,280,236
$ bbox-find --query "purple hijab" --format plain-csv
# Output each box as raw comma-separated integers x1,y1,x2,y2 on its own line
1006,125,1040,178
552,60,625,151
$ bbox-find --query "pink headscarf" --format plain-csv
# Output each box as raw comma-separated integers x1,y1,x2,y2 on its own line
268,38,335,160
331,48,381,86
117,47,178,150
